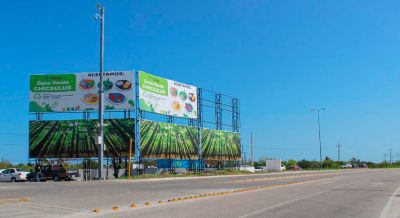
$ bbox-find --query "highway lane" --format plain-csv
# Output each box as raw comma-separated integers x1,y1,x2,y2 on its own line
0,169,399,218
91,169,400,218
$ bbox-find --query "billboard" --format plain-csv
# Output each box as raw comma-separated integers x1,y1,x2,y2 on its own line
201,129,241,160
29,119,134,158
29,71,135,112
140,120,199,159
139,71,198,119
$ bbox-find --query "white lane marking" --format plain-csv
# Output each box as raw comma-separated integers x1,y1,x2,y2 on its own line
239,190,330,218
379,183,400,218
239,180,356,218
22,202,85,213
371,182,384,188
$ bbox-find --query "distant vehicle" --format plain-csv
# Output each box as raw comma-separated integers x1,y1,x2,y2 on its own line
341,164,353,168
266,160,286,172
27,164,71,182
254,167,262,172
289,165,302,171
67,170,81,180
0,168,29,182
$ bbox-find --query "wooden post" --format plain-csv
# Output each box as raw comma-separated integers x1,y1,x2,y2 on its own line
128,139,133,179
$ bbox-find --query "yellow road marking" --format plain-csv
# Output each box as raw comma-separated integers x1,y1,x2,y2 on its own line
92,177,334,215
92,208,101,213
0,197,30,205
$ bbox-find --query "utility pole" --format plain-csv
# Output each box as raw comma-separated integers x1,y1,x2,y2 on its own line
96,4,105,180
250,132,254,167
336,143,342,162
310,108,325,169
383,149,399,164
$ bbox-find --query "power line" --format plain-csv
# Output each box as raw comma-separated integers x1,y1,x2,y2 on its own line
0,132,27,135
383,148,400,163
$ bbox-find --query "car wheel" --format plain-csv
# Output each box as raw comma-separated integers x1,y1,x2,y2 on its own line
11,177,16,182
53,176,60,182
29,178,36,182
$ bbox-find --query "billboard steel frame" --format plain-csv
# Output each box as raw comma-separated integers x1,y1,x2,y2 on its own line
28,70,241,174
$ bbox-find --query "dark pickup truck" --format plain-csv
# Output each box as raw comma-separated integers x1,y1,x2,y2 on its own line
27,165,73,182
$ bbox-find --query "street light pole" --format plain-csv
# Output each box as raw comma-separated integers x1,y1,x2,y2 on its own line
251,132,253,167
337,143,342,162
310,108,325,169
96,4,105,180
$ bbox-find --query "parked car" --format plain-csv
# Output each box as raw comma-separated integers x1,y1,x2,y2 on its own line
27,164,71,182
341,164,353,168
67,170,81,181
26,172,47,182
0,168,29,182
288,165,302,171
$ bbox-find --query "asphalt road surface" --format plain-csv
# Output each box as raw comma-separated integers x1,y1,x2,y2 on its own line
1,169,400,218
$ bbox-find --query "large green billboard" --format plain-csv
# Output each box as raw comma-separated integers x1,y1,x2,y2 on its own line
139,71,198,119
29,119,134,158
29,71,135,112
140,120,241,160
140,120,199,159
201,129,241,161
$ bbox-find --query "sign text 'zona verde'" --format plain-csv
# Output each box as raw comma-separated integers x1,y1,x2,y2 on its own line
30,74,76,92
139,71,168,96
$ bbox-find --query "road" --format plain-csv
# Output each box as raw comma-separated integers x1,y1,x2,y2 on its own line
0,169,399,218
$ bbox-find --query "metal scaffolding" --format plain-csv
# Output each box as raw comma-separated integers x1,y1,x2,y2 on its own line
215,93,222,130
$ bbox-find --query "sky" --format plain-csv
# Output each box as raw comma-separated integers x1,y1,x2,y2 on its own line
1,0,400,163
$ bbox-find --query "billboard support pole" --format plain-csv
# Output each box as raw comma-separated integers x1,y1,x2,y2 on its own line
134,70,141,174
232,98,240,167
96,4,105,180
215,93,222,169
166,115,175,173
128,139,132,179
197,88,203,173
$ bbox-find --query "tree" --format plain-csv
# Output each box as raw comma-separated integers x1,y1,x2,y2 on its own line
297,159,310,169
254,159,266,167
0,159,13,169
309,161,320,169
287,159,297,168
